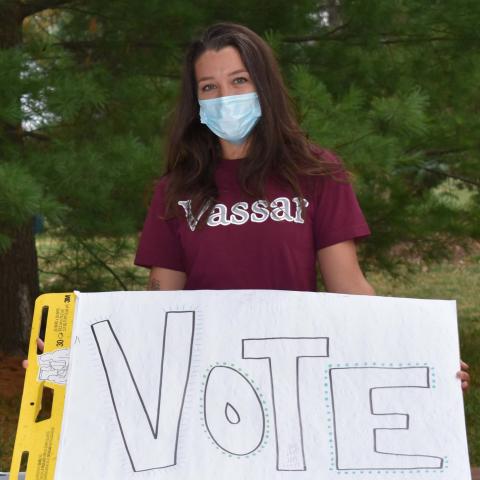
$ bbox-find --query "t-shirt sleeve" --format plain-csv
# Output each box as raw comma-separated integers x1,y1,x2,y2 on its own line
312,174,371,251
134,180,185,272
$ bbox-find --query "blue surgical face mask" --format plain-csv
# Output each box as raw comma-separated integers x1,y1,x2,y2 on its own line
198,91,262,145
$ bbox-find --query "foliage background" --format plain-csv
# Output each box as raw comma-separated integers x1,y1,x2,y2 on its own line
3,0,480,290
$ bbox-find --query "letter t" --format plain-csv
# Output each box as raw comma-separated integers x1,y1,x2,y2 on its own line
242,337,329,471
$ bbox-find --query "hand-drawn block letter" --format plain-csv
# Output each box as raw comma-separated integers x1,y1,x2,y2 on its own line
91,311,195,472
243,337,329,471
204,366,264,456
329,367,443,470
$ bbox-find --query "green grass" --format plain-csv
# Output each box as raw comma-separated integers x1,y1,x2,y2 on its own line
369,256,480,464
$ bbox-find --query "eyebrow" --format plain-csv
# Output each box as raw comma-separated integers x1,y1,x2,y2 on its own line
228,69,249,76
197,69,250,83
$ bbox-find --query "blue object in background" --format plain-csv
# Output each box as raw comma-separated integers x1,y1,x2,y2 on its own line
33,214,44,235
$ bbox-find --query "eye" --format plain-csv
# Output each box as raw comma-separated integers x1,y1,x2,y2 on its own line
233,76,248,85
200,83,216,92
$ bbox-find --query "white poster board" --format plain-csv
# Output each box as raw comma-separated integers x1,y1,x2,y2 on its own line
54,290,471,479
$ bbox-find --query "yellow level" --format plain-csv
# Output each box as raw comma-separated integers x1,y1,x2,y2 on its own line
10,293,76,480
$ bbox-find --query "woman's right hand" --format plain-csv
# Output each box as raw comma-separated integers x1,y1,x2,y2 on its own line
22,338,44,369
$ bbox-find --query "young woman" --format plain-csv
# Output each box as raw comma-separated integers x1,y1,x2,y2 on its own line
19,24,467,390
135,22,374,296
134,22,469,388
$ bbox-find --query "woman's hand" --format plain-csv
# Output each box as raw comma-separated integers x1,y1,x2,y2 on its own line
22,338,44,369
457,360,470,392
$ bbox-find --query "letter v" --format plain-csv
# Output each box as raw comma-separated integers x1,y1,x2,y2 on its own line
91,311,195,472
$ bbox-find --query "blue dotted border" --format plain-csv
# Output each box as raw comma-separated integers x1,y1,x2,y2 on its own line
324,363,446,474
199,362,270,459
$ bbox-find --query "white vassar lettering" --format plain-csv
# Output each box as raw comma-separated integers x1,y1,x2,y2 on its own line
178,200,209,232
250,200,270,223
230,202,250,225
292,197,309,224
178,197,308,230
270,197,294,222
207,204,230,227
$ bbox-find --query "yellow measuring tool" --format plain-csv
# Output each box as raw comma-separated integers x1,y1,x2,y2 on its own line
10,293,76,480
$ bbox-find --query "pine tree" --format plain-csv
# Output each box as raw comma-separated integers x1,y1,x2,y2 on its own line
0,0,321,353
1,0,480,353
0,0,41,354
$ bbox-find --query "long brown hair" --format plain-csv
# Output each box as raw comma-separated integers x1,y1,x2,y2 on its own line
164,22,339,218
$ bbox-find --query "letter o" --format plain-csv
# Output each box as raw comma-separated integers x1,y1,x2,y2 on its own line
204,366,265,456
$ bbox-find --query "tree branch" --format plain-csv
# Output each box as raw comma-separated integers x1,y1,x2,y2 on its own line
282,33,455,45
21,0,75,19
323,21,350,38
408,146,480,187
54,39,163,51
419,166,480,188
407,146,479,157
423,147,476,157
283,33,344,43
76,238,129,291
380,35,455,45
60,5,112,20
334,130,376,149
22,130,51,141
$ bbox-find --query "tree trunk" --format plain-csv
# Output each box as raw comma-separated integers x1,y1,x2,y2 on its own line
0,1,23,47
0,1,40,354
325,0,342,28
0,221,40,354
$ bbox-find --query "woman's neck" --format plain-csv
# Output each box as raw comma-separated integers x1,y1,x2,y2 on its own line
220,138,250,159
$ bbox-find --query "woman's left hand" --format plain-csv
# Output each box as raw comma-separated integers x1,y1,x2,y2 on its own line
457,360,470,392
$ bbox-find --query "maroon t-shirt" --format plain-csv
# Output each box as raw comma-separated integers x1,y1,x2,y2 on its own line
135,158,370,291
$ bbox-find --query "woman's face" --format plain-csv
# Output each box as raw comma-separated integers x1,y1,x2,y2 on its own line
195,46,256,100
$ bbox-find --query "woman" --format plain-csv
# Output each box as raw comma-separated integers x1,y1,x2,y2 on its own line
134,22,469,388
135,22,373,296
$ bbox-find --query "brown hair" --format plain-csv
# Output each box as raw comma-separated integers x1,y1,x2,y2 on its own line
164,22,340,219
